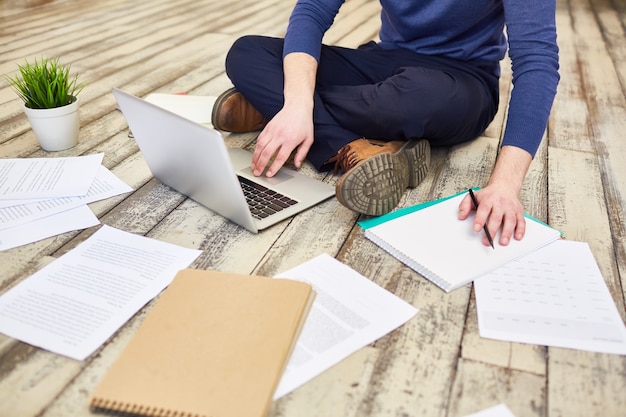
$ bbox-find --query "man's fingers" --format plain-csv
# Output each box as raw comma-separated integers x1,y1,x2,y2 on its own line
514,211,526,241
473,200,493,233
266,148,292,177
484,207,502,245
293,140,313,169
497,212,516,246
252,138,280,176
458,194,474,220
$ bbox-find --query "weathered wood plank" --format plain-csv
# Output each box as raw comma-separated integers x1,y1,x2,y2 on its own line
447,359,546,417
543,1,626,415
0,0,625,417
568,0,626,313
546,146,626,417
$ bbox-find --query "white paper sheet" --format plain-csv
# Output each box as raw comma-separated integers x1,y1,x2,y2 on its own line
463,404,516,417
0,205,99,251
0,225,202,360
273,253,418,399
475,240,626,355
0,165,132,231
144,93,216,126
0,153,103,200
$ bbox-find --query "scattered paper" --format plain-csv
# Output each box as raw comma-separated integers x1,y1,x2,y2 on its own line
273,253,418,399
0,154,103,200
475,240,626,355
145,93,216,126
0,165,132,231
0,225,202,360
0,205,99,251
463,404,516,417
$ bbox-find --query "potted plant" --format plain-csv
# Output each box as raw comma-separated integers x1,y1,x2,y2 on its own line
4,57,85,151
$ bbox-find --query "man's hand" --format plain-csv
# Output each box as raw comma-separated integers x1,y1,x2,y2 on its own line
459,183,526,246
251,52,318,177
251,104,314,177
458,145,532,246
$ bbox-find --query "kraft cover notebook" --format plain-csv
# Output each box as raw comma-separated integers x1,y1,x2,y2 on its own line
90,269,315,417
361,192,562,292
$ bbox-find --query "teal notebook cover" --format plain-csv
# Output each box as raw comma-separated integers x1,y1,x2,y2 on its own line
359,189,557,232
358,189,468,230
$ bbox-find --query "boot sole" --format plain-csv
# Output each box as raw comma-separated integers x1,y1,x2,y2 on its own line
335,139,430,216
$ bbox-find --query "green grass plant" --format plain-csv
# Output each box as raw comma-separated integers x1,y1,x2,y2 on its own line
4,57,85,109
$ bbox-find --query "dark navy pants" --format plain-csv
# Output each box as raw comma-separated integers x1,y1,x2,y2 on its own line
224,35,500,171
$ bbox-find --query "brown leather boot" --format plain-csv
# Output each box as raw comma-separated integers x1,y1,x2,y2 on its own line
330,138,430,216
211,88,268,132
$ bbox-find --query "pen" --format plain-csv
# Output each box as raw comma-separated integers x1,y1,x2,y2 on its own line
467,188,495,249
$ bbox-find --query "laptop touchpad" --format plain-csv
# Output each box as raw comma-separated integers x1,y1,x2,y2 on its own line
238,166,293,185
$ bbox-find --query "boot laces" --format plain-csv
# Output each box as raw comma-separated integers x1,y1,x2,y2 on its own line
327,139,391,174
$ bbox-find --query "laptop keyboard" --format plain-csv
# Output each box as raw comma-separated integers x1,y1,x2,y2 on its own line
238,175,299,220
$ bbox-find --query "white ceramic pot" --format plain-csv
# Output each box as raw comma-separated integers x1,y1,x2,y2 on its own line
24,98,80,151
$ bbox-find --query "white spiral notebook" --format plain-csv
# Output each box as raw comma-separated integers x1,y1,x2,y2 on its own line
360,191,562,292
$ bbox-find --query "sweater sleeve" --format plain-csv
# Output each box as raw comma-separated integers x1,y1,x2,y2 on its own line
283,0,346,61
501,0,560,157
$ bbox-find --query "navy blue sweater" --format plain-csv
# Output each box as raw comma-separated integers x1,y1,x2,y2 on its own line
284,0,560,157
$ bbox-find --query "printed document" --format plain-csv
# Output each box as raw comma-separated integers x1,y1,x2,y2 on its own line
0,205,99,251
0,165,132,231
475,240,626,355
0,153,103,200
273,254,418,398
0,225,202,360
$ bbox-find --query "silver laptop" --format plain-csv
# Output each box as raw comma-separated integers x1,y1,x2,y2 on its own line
112,88,334,233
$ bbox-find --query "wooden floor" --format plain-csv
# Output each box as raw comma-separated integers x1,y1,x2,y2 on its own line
1,0,625,416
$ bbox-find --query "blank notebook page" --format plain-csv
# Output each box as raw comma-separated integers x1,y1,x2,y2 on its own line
364,193,562,292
